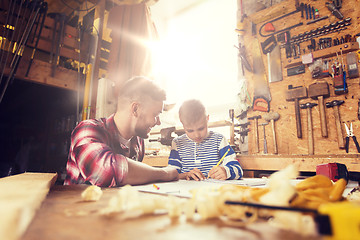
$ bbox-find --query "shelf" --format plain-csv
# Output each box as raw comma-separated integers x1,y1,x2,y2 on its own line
284,42,359,68
238,154,360,172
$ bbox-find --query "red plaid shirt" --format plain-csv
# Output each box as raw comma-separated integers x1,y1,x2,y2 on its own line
64,114,145,187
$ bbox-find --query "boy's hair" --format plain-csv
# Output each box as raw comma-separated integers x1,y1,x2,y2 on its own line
179,99,206,125
117,76,166,106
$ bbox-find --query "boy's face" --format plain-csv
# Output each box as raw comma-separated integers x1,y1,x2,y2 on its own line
182,115,209,143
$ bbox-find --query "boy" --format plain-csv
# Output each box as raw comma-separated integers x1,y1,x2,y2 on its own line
168,99,243,181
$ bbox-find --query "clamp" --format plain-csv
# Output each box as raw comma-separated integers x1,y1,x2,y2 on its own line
344,122,360,153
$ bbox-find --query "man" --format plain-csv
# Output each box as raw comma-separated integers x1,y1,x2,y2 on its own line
64,76,178,187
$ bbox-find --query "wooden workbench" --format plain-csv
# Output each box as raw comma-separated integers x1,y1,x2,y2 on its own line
20,184,322,240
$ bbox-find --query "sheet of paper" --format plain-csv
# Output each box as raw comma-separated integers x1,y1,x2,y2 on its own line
133,178,268,198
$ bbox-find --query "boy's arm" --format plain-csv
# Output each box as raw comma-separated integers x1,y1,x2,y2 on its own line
168,140,205,181
219,137,243,180
167,140,183,173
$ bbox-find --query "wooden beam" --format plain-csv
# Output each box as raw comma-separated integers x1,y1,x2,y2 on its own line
238,154,360,172
0,173,57,240
12,59,81,90
89,0,106,118
150,120,232,135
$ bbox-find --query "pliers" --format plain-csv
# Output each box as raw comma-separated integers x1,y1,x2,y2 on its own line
344,123,360,153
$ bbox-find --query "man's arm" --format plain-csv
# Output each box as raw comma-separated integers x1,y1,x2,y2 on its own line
121,160,178,185
68,120,177,187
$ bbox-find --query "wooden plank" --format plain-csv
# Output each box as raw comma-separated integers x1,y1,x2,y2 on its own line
21,184,321,240
33,27,90,52
89,0,106,118
35,39,89,63
13,59,80,90
150,120,232,135
143,156,168,167
0,173,57,240
238,154,360,172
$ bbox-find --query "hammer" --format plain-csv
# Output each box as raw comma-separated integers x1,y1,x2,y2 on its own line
286,85,308,138
308,81,330,137
248,115,261,153
326,100,345,149
259,122,269,154
263,111,280,154
300,102,318,155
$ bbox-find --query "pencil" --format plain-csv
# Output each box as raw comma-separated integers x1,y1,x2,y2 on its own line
153,184,160,190
207,148,230,179
215,148,230,167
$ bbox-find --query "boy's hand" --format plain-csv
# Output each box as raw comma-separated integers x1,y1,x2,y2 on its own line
186,168,205,181
208,166,227,180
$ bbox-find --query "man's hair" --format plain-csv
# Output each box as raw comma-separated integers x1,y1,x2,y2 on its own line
179,99,206,125
117,76,166,106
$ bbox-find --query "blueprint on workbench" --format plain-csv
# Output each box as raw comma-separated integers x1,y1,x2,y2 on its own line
133,178,268,198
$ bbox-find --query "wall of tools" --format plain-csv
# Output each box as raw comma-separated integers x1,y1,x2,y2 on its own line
239,0,360,162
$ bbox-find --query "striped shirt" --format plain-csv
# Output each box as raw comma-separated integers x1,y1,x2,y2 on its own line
64,114,144,187
168,131,243,179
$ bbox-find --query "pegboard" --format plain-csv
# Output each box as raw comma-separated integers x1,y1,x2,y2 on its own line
243,0,360,159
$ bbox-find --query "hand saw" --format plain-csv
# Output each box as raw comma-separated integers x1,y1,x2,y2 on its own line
252,39,271,112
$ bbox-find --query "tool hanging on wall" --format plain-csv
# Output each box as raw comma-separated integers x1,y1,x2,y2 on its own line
252,40,271,112
300,102,318,155
346,52,359,78
0,0,47,104
286,85,308,139
259,122,269,154
308,82,330,138
248,115,261,153
234,43,252,73
258,0,303,38
48,13,67,77
237,122,250,145
268,45,283,83
25,2,48,76
263,111,280,154
326,100,345,149
260,35,283,83
291,17,352,45
344,122,360,153
329,51,348,95
326,0,344,19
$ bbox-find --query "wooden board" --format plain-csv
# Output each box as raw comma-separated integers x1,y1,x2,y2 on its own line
245,0,360,159
20,184,322,240
143,156,169,167
0,173,57,240
238,154,360,172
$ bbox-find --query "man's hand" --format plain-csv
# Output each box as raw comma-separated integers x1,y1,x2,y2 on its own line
162,166,179,181
183,168,205,181
208,166,227,180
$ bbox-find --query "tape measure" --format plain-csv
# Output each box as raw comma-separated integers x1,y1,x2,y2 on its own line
318,202,360,240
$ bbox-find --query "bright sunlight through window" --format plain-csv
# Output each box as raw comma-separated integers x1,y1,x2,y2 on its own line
150,0,238,110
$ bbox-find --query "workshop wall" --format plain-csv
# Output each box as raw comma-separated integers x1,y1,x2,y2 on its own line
242,0,360,156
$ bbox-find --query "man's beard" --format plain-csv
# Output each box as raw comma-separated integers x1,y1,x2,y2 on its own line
134,123,149,139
